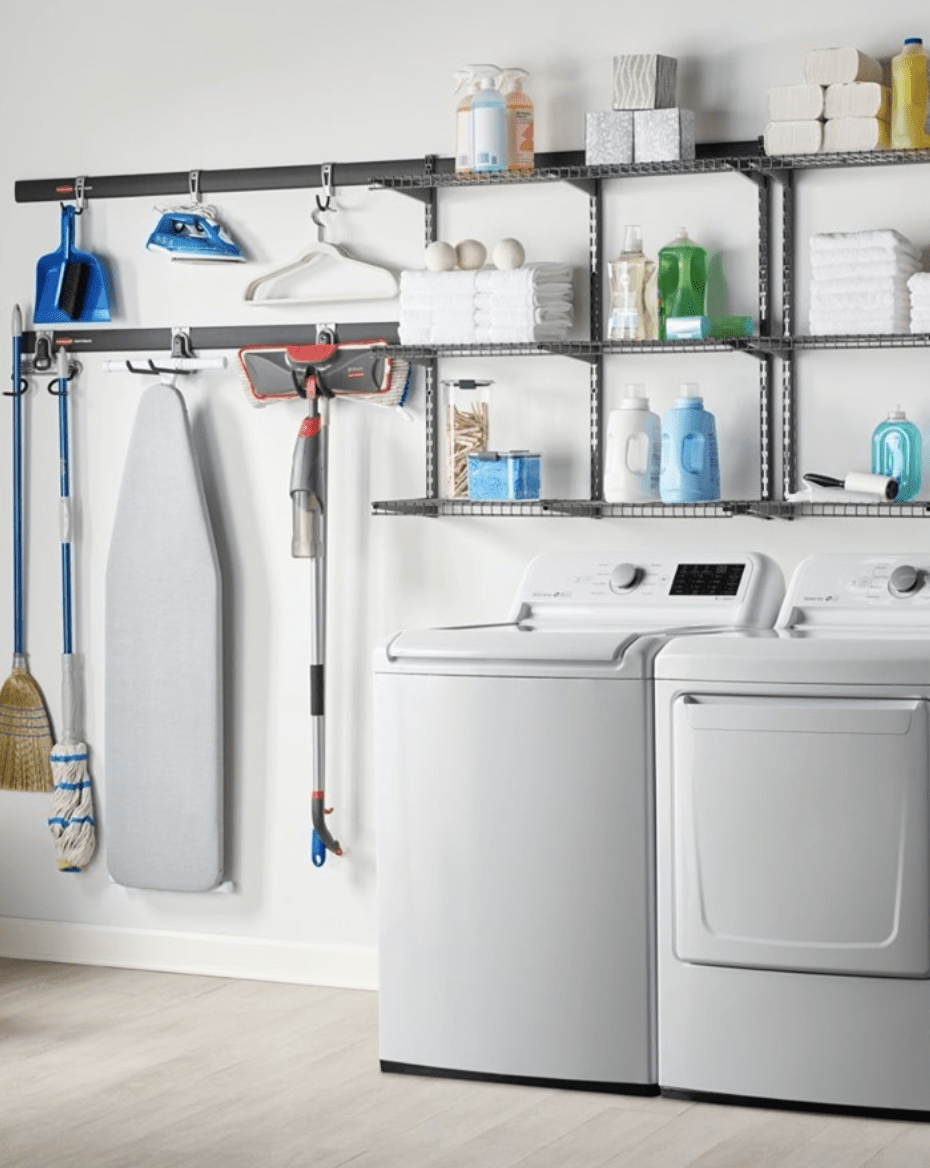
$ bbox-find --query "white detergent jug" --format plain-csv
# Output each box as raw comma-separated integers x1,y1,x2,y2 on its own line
604,389,661,503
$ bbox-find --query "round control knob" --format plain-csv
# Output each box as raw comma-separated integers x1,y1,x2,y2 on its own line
609,563,641,593
889,565,921,598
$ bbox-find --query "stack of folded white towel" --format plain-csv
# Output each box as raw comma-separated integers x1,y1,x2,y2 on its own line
764,47,887,155
908,272,930,333
809,229,921,335
399,263,574,345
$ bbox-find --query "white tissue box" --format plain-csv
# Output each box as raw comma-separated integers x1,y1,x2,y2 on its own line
633,108,695,163
613,54,678,110
805,47,884,86
768,84,825,122
823,116,889,152
764,120,823,156
824,82,890,120
585,111,634,165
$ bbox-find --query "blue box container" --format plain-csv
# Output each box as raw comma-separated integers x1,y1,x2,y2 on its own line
467,451,541,501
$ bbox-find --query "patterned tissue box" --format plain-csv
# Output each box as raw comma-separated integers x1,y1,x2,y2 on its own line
585,111,634,165
613,54,678,110
633,108,695,163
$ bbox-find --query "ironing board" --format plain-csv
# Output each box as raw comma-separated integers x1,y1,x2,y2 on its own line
105,383,224,891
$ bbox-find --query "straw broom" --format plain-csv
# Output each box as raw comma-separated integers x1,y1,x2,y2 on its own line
47,349,95,869
0,306,53,792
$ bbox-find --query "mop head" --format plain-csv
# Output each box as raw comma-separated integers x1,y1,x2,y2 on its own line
0,666,54,791
238,342,411,410
48,742,96,871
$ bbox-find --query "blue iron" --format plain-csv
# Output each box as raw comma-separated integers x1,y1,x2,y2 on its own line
146,209,245,262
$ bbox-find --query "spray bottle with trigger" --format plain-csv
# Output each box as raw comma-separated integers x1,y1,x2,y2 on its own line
454,67,478,174
470,64,508,174
501,68,535,172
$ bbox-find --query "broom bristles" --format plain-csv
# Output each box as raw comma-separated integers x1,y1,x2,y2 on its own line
0,667,54,792
49,742,96,871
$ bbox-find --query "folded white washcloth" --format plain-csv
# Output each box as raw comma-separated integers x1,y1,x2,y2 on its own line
809,314,910,335
474,306,573,326
910,320,930,333
474,264,574,294
812,258,919,281
810,229,921,259
810,275,911,295
474,321,572,343
907,272,930,292
400,269,479,295
811,286,910,306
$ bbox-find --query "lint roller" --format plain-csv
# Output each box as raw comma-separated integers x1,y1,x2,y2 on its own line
803,472,899,500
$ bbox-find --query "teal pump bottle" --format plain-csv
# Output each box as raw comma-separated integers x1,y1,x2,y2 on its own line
871,406,922,502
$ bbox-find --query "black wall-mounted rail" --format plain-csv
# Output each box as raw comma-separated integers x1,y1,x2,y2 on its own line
14,144,765,206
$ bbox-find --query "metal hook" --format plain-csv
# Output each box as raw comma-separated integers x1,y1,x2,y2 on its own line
46,358,81,394
75,176,87,214
3,376,27,398
189,170,202,206
315,162,335,213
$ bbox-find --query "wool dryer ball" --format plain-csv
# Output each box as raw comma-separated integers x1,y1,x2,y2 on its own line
454,239,487,269
424,240,457,271
493,238,525,269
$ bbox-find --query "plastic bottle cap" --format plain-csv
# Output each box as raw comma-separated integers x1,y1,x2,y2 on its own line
905,37,923,44
679,382,701,397
887,406,907,420
623,225,643,253
620,396,649,409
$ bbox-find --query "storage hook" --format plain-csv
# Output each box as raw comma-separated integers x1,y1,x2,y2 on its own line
315,163,335,213
189,170,202,206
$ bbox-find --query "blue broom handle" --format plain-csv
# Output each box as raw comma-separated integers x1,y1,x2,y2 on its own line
57,350,73,656
11,326,23,658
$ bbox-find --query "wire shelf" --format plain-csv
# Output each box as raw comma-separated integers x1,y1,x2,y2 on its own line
371,498,766,519
791,333,930,350
760,147,930,171
792,502,930,519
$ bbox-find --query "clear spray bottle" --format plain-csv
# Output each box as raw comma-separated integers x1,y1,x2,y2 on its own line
454,68,477,174
501,67,535,172
469,65,508,174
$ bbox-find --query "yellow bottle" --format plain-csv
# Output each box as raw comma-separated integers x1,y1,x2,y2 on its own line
891,37,930,149
502,68,535,172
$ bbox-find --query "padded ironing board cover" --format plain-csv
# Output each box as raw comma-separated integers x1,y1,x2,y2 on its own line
105,383,223,891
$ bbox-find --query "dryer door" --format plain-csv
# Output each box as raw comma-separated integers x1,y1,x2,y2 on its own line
671,695,930,977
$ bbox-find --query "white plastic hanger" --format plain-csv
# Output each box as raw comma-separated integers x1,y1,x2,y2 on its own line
244,172,398,305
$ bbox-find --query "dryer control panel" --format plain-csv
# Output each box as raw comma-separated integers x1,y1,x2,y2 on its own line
510,551,784,629
779,553,930,629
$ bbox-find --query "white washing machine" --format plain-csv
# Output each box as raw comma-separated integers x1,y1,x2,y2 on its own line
374,550,783,1094
655,552,930,1119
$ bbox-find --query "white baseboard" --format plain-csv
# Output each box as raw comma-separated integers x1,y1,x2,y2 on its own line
0,917,378,990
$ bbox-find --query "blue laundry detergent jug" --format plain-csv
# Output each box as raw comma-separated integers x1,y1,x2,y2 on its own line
660,383,720,504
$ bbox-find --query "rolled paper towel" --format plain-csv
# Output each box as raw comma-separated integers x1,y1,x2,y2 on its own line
823,116,889,152
824,82,891,120
804,47,884,86
768,84,825,121
764,120,823,155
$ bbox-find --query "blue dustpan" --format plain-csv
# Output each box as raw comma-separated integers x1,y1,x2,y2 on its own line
35,204,111,324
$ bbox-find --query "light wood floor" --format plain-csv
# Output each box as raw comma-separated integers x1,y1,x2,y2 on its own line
3,958,930,1168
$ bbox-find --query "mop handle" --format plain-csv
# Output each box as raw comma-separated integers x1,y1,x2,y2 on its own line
10,307,24,658
56,348,73,657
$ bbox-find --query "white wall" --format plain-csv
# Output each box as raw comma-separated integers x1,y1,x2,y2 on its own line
1,0,929,987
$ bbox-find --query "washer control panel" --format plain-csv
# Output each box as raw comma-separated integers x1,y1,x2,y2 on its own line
781,554,930,628
511,551,785,630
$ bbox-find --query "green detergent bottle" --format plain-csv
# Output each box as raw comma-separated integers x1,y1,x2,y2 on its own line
657,228,707,340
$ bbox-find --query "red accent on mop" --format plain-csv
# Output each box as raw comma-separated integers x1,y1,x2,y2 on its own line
299,416,322,439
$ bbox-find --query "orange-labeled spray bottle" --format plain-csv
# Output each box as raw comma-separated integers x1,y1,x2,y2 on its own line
502,68,535,172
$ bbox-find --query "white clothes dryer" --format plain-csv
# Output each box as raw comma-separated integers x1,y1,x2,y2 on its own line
374,550,783,1094
655,552,930,1118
